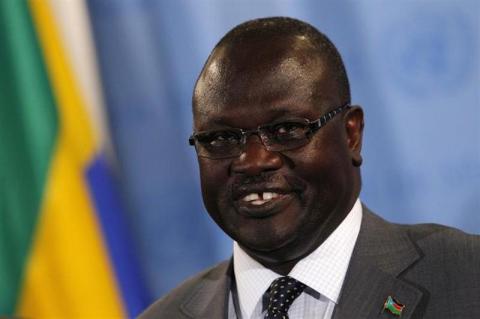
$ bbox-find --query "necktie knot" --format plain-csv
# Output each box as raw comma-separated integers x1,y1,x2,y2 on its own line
264,276,306,319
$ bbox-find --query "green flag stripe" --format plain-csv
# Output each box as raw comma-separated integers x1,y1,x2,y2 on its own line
0,0,58,314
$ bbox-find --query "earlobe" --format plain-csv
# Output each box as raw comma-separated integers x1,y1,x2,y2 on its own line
345,106,364,167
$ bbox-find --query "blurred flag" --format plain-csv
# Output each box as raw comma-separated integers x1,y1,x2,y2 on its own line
0,0,149,317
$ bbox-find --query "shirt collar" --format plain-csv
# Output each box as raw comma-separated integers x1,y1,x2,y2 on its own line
233,198,363,318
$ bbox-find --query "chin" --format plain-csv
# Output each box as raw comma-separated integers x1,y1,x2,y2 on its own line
233,226,299,254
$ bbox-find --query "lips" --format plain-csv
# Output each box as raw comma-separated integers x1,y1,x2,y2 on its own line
233,185,296,218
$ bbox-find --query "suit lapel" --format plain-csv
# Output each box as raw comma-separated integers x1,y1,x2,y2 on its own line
179,260,233,319
333,207,424,319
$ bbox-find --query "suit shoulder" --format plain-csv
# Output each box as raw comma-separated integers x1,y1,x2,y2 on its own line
398,222,479,246
397,222,480,264
138,260,231,319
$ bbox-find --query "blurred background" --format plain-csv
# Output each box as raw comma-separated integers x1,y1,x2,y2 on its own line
1,0,478,317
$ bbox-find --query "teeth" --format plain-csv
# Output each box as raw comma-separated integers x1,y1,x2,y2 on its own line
243,193,260,202
242,192,279,204
262,192,278,200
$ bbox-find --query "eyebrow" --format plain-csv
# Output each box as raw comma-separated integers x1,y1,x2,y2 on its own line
208,107,302,127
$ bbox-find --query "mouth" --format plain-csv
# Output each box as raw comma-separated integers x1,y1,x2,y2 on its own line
233,190,296,218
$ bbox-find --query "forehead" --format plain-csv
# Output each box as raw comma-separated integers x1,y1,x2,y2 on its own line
193,35,341,129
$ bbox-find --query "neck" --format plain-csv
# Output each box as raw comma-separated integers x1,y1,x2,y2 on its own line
260,259,297,276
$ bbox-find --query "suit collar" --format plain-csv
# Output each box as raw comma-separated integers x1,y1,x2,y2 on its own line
333,206,423,319
180,260,233,319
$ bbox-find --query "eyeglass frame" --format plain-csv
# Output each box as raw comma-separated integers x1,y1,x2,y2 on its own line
188,103,351,159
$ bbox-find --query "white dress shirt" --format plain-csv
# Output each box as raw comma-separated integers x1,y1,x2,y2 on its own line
228,199,363,319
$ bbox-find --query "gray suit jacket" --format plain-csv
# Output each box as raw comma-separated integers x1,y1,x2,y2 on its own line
139,208,480,318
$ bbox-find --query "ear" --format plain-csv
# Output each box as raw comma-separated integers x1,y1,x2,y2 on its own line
345,106,364,167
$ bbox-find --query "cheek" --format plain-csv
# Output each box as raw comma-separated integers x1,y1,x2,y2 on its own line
294,133,350,201
198,159,231,211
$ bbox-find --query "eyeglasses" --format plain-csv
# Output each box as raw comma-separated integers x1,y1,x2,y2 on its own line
189,103,350,159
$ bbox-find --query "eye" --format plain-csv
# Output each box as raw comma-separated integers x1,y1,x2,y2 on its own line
270,121,306,136
211,131,238,145
198,130,241,147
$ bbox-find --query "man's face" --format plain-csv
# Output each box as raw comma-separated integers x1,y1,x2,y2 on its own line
193,36,362,266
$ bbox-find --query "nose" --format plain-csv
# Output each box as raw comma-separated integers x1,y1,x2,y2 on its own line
231,135,283,176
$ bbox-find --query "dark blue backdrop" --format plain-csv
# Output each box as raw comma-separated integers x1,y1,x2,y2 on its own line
86,0,479,301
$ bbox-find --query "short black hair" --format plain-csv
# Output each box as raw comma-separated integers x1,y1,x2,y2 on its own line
205,16,351,104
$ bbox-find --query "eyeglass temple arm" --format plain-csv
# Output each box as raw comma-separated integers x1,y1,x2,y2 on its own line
309,103,351,132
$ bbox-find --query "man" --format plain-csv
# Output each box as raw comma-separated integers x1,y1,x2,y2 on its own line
140,17,479,319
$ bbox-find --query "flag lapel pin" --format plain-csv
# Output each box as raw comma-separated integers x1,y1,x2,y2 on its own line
382,295,405,316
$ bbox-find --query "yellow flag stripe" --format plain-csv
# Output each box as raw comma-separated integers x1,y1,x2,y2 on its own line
17,0,126,317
